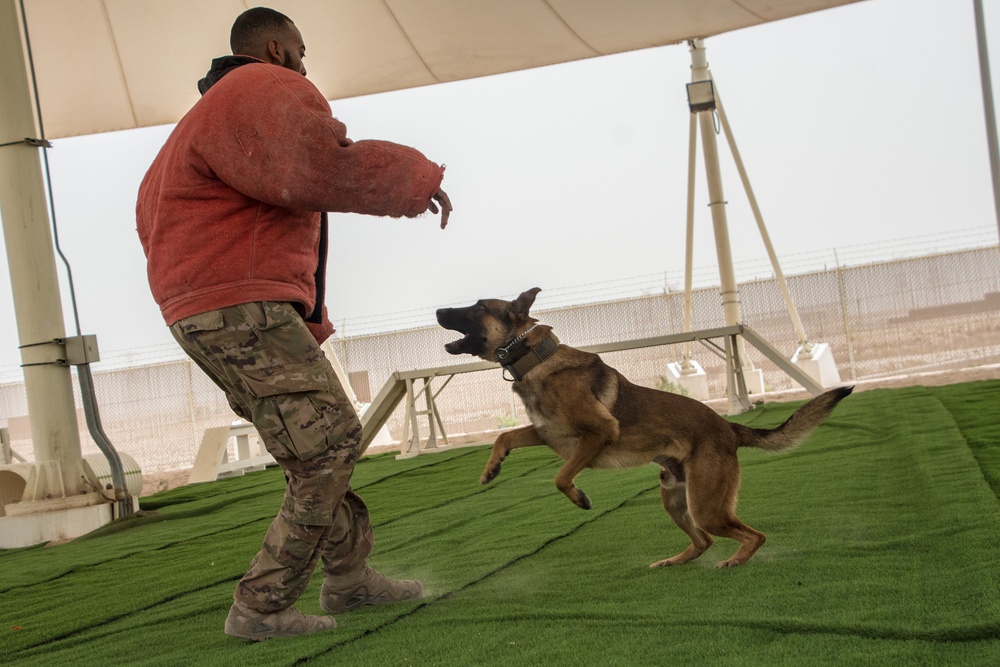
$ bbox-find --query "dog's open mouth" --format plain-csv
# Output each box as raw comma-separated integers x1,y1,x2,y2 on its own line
441,325,482,355
443,333,472,355
437,308,473,355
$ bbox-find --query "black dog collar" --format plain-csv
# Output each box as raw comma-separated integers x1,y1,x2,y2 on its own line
500,332,559,382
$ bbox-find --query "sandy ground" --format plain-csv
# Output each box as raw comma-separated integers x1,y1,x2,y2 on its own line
140,363,1000,498
140,469,193,497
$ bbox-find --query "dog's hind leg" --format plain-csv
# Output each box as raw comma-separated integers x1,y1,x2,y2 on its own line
481,425,545,484
649,460,713,568
685,454,766,568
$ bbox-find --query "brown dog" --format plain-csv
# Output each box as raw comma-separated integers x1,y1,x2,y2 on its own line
436,287,852,568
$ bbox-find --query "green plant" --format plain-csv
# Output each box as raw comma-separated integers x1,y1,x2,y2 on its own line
495,414,519,429
654,375,690,396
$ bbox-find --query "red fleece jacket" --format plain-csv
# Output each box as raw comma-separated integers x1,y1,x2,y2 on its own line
136,62,444,342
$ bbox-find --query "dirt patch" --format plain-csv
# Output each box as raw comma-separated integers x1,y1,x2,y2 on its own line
140,468,190,497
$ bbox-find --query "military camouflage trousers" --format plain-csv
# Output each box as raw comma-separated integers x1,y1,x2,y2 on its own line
171,302,374,612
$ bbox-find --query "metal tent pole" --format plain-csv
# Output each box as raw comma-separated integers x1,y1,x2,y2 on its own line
682,38,841,399
688,40,749,357
974,0,1000,240
0,0,90,500
1,0,134,534
681,113,698,366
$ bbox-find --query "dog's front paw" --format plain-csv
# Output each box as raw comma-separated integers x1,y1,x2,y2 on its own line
573,489,592,510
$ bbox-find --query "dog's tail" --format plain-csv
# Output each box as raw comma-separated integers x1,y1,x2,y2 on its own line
736,385,853,452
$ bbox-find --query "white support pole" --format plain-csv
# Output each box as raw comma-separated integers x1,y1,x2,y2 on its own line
669,106,711,401
422,379,438,450
681,113,698,365
688,41,757,372
713,85,811,349
0,0,90,500
974,0,1000,241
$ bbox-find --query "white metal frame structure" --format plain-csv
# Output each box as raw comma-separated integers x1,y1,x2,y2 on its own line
676,38,839,392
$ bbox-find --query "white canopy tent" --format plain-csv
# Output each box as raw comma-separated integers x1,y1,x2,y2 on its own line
1,0,877,546
23,0,861,139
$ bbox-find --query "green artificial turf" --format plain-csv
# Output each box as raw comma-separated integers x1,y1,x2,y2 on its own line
1,381,999,666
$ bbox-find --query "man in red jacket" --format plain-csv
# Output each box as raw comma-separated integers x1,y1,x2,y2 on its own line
137,7,452,641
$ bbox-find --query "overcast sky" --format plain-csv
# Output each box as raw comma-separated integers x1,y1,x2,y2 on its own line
1,0,999,375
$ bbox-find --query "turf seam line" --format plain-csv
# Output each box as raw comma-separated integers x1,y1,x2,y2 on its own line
931,388,1000,503
372,459,561,531
1,450,503,595
294,484,659,665
5,450,489,594
136,489,279,524
139,447,480,511
7,576,240,657
0,516,266,596
368,461,564,559
658,618,1000,643
139,474,289,511
352,447,486,490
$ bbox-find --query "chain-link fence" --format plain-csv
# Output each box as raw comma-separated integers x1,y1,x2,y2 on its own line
2,245,998,471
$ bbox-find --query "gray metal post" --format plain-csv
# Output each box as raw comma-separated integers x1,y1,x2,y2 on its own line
974,0,1000,240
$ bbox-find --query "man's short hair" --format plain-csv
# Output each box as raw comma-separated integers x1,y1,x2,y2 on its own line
230,7,293,55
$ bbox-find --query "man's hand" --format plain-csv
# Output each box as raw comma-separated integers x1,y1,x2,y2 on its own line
428,189,452,229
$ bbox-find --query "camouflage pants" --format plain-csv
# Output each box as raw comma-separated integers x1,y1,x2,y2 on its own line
171,302,374,613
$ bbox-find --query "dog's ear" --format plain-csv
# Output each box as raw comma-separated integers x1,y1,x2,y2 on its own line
512,287,541,318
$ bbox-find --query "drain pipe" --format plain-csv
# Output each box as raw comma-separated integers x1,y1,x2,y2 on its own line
72,342,134,518
54,336,135,517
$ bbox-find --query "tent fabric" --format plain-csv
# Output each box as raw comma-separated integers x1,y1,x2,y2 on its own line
21,0,861,139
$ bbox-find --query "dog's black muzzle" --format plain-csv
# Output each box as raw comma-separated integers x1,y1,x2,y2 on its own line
436,307,481,355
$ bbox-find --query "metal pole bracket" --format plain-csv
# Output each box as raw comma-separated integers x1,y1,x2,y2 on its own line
63,334,100,365
19,334,100,367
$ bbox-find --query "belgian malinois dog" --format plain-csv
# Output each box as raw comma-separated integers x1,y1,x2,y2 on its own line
436,287,852,568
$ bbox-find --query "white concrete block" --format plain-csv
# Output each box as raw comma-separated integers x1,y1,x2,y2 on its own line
666,360,710,401
742,367,765,395
0,498,115,549
369,425,395,448
792,342,842,388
